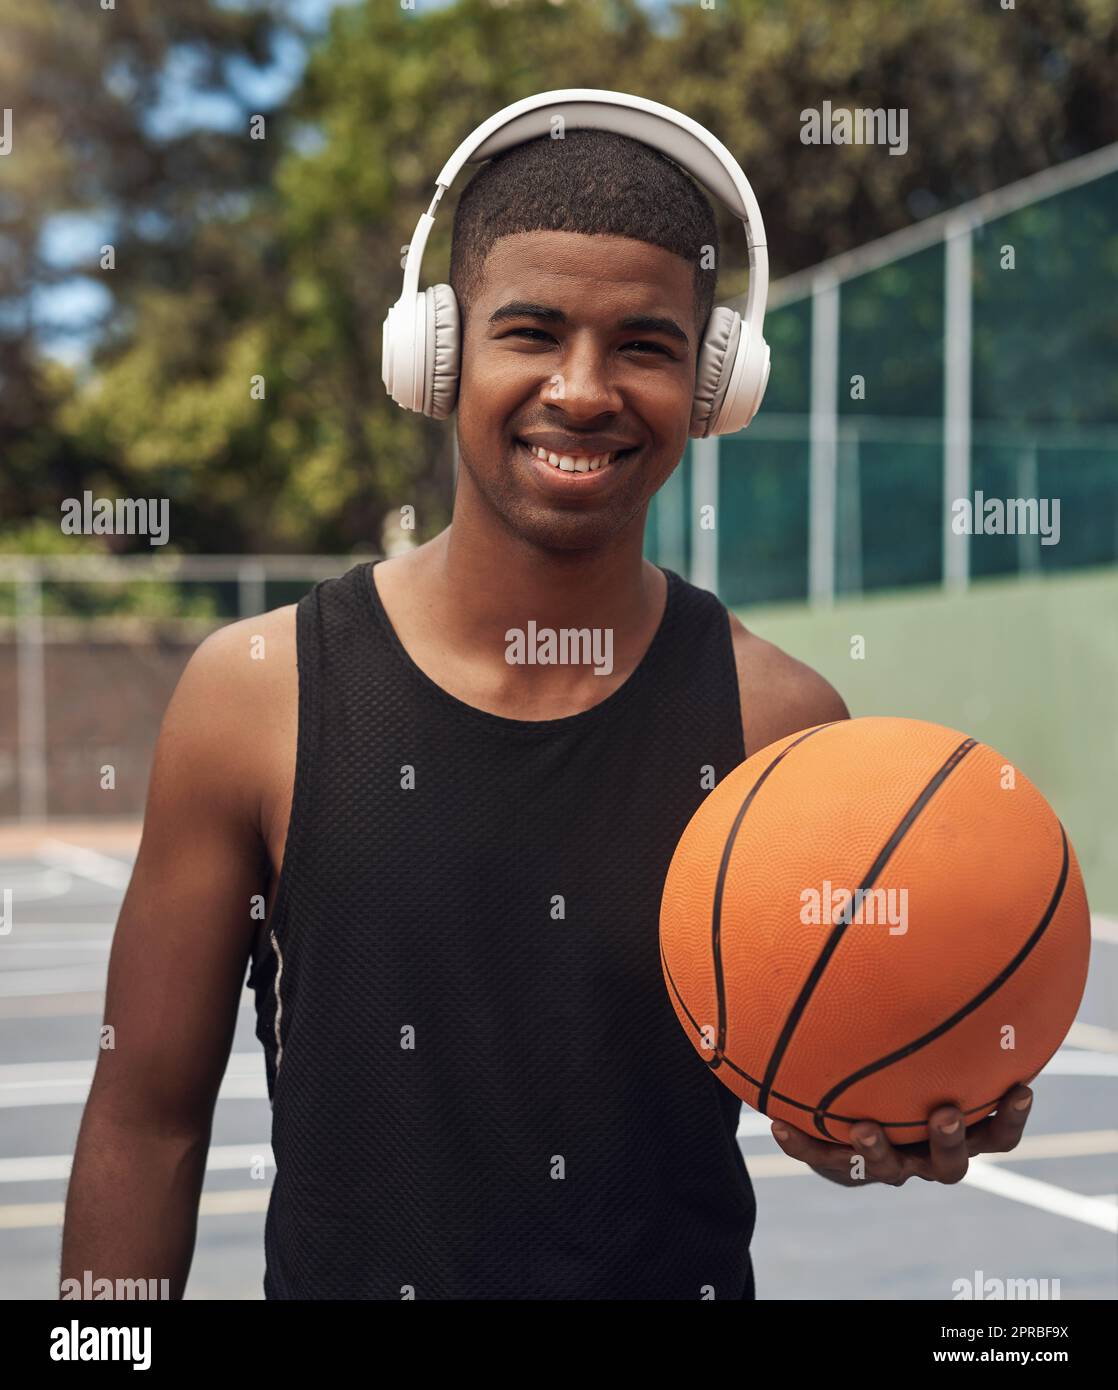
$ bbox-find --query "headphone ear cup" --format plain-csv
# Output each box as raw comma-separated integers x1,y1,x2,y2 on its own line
382,293,424,413
690,306,741,438
381,285,461,417
423,284,461,419
710,328,770,436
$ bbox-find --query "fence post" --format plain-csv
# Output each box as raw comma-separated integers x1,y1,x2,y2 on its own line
657,448,688,576
237,560,267,618
836,421,863,596
809,274,839,604
16,561,48,822
1017,444,1041,575
944,213,976,591
690,435,719,594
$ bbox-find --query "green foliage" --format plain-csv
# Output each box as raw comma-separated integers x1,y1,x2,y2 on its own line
3,0,1117,555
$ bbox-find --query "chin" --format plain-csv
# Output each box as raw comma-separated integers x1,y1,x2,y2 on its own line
508,503,642,554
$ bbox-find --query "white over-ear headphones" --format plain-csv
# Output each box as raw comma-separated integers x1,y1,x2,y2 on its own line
382,88,770,438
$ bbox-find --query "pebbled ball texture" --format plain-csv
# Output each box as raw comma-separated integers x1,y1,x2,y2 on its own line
659,716,1091,1145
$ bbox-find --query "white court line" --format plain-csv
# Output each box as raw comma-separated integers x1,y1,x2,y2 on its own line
743,1127,1118,1172
0,966,111,998
0,1054,268,1108
0,989,259,1017
0,941,111,951
0,869,73,901
0,1037,1111,1111
1040,1050,1118,1076
1091,915,1118,945
1,923,117,932
36,841,131,891
0,1142,275,1185
988,1128,1118,1161
738,1112,781,1138
961,1161,1118,1234
6,1130,1114,1188
1066,1020,1118,1054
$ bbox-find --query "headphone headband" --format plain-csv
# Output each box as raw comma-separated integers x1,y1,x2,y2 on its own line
440,90,760,226
384,88,771,436
429,89,768,328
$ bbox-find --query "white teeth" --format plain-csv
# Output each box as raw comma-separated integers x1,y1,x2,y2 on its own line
528,443,614,472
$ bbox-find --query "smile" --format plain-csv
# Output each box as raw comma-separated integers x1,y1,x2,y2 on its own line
517,441,639,473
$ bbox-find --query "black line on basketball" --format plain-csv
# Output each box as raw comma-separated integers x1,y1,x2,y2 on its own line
709,724,838,1065
755,736,978,1116
717,1050,1005,1129
659,937,703,1037
809,823,1070,1139
664,966,1009,1131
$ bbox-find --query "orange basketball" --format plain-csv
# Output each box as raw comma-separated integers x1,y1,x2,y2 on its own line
659,716,1091,1146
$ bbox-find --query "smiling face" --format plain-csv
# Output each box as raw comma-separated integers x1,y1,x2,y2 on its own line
454,230,699,552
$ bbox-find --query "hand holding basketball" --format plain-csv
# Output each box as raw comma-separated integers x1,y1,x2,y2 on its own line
770,1083,1034,1187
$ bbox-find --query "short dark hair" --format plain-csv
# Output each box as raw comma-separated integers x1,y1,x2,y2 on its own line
449,127,719,332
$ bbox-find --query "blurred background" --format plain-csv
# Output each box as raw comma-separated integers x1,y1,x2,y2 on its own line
0,0,1115,1300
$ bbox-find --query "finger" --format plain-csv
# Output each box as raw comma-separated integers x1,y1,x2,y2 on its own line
927,1105,969,1183
770,1122,855,1175
971,1085,1033,1155
849,1122,907,1184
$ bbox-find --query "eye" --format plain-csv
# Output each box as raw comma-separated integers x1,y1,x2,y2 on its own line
622,340,673,356
504,327,555,343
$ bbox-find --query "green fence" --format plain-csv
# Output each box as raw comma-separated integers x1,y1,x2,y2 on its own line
646,148,1118,608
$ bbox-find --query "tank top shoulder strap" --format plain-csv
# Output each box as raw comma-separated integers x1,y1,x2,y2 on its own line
644,568,745,760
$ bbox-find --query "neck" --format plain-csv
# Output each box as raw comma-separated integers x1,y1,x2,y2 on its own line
392,483,667,698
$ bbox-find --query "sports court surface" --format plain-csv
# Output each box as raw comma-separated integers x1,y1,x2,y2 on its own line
1,822,1114,1300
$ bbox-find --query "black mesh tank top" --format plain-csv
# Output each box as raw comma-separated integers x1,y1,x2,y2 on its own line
248,559,756,1299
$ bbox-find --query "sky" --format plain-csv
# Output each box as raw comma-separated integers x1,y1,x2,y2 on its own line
35,0,354,363
36,0,679,365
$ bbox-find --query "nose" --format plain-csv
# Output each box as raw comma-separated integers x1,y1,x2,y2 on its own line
539,334,623,420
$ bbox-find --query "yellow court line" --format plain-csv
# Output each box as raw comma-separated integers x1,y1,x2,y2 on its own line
729,1127,1118,1179
0,1187,271,1231
4,1130,1116,1229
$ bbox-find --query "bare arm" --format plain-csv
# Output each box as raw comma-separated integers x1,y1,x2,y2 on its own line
60,612,292,1298
728,612,850,754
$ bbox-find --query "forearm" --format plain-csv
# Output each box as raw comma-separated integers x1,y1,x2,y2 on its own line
61,1108,210,1300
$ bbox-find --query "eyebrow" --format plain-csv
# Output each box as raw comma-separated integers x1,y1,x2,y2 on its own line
488,301,690,346
488,301,566,325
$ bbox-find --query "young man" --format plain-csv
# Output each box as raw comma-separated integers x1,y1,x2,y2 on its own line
62,119,1033,1300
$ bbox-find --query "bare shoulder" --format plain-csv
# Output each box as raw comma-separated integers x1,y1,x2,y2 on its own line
151,604,298,835
185,603,297,684
171,604,297,731
726,610,849,757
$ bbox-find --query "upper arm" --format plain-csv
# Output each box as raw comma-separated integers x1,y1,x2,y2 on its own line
727,611,850,757
88,608,294,1134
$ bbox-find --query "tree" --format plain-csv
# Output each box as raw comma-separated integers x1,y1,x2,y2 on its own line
4,0,1116,554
